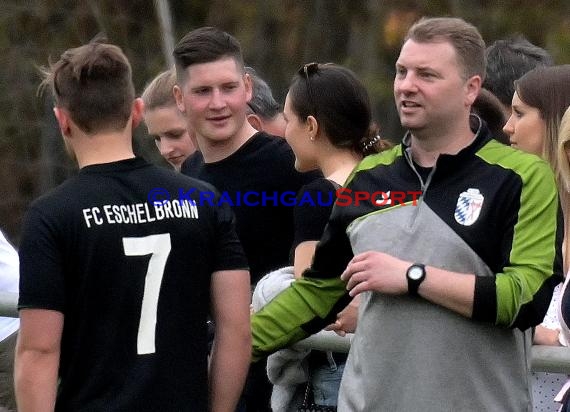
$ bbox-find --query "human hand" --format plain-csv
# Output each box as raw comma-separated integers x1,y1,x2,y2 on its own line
325,296,360,336
341,251,410,297
534,325,562,346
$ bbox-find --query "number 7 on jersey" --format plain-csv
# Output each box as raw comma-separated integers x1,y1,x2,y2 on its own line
123,234,171,355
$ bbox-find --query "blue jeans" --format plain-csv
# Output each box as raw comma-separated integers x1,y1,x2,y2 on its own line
310,353,345,407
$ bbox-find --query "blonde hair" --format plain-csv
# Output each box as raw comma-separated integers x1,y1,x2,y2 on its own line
556,105,570,271
558,106,570,193
141,68,177,111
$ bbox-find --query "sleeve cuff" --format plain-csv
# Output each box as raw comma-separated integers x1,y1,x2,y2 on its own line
472,275,497,324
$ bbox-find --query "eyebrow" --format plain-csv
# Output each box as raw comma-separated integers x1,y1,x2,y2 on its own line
190,85,210,92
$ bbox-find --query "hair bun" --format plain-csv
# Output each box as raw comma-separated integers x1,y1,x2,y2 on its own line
361,134,381,151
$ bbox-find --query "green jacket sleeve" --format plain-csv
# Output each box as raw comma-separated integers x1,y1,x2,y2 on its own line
251,202,354,361
251,275,348,361
473,147,563,329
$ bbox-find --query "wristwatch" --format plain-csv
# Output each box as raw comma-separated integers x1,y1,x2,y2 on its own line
406,263,426,296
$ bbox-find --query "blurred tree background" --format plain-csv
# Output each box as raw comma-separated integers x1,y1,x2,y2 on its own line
1,0,569,244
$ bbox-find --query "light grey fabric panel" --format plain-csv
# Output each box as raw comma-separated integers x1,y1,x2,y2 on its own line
346,202,493,278
338,203,532,412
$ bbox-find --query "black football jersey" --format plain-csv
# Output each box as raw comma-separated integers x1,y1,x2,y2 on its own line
181,132,320,284
19,157,247,411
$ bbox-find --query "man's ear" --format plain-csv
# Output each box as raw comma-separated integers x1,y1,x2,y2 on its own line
173,85,185,114
244,72,253,103
53,107,71,137
131,98,144,129
465,75,482,107
247,113,263,132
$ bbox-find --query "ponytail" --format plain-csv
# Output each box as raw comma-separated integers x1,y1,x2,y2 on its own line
357,123,392,156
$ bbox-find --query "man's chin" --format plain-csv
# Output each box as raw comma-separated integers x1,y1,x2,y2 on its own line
202,134,233,145
400,120,422,130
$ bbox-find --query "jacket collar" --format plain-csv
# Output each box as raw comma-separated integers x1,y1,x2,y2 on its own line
401,114,493,165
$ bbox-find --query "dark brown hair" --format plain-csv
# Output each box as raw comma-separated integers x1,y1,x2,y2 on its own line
515,65,570,184
484,36,553,107
289,63,387,156
472,88,508,144
173,27,244,84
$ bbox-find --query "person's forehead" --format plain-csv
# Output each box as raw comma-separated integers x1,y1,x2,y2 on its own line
396,39,458,67
185,57,243,84
511,91,536,110
144,105,181,120
144,106,185,130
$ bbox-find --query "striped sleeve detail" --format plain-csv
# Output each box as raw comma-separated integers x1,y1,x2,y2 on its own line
345,145,403,186
251,276,348,361
475,142,562,328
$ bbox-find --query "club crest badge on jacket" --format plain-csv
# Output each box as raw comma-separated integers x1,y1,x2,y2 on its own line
454,188,484,226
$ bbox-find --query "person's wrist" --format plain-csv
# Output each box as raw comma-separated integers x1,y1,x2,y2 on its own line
406,263,426,296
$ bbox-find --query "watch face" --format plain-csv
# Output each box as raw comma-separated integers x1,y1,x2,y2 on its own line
408,266,424,280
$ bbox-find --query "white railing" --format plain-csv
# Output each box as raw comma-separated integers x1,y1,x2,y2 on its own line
293,330,570,374
2,293,568,373
0,292,18,318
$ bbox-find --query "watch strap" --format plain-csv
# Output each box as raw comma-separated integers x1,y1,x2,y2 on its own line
407,263,426,296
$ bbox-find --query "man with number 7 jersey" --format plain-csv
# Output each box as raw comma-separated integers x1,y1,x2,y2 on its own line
15,39,251,412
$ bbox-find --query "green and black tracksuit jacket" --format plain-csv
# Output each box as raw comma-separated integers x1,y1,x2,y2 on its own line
252,118,562,411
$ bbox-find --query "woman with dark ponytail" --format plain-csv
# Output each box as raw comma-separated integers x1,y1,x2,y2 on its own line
277,62,389,411
285,62,389,277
